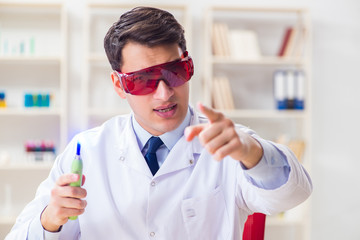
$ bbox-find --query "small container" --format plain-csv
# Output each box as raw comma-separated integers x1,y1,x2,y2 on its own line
24,93,33,107
295,70,305,110
0,92,6,108
273,71,286,110
42,94,50,107
285,70,296,109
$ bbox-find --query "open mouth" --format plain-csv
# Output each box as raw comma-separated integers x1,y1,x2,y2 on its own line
154,103,177,113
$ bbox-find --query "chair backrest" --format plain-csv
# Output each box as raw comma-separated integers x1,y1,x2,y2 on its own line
242,213,266,240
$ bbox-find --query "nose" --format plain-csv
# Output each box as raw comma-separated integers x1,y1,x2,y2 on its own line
153,80,174,100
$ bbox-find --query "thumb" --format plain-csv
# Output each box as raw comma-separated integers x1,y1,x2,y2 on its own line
185,124,206,142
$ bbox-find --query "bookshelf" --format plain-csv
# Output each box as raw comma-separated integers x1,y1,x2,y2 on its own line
0,2,67,238
82,3,193,129
204,6,312,240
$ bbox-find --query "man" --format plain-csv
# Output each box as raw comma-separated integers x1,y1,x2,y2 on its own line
6,7,312,240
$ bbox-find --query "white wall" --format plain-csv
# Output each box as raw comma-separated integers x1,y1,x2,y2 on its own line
64,0,360,239
311,0,360,239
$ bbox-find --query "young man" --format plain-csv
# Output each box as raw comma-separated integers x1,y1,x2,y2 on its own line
6,7,312,240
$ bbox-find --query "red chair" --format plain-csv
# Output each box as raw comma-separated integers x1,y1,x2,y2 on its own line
242,213,266,240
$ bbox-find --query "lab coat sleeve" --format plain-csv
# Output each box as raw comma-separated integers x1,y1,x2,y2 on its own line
5,139,81,240
235,127,312,215
28,211,62,240
240,138,291,190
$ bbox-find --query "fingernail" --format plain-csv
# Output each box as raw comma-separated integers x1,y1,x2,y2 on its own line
184,128,192,142
71,174,79,181
184,127,190,137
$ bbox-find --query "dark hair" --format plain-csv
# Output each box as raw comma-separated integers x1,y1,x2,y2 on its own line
104,6,187,72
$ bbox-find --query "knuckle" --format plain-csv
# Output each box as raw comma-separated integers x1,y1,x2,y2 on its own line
224,118,234,127
69,187,78,197
198,132,206,144
216,149,225,159
51,188,59,197
82,188,88,198
75,199,84,209
229,128,237,138
206,144,214,154
57,174,67,184
217,112,225,120
223,126,236,138
83,200,88,208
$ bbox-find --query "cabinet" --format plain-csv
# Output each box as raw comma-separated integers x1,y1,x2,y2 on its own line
83,3,193,129
204,6,312,240
0,2,67,238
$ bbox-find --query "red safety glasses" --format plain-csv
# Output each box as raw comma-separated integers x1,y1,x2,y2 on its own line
116,51,194,95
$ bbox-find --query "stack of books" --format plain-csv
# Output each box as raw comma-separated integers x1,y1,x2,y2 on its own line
212,23,261,60
277,26,307,58
212,76,235,110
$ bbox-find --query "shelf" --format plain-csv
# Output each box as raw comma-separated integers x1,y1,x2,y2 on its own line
212,56,305,66
87,3,188,10
207,6,308,13
205,7,312,239
0,215,16,225
0,162,53,171
0,56,62,64
88,53,108,62
0,2,62,8
221,109,308,119
87,108,131,117
0,108,61,116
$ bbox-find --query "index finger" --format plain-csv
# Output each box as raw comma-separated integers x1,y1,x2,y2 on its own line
197,102,223,123
56,173,80,187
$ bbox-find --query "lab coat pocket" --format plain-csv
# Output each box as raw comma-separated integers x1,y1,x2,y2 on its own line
181,186,230,240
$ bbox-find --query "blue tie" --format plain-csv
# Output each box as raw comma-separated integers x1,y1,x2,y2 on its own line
145,137,163,175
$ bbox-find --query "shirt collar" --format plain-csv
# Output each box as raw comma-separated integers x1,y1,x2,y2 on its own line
131,107,192,151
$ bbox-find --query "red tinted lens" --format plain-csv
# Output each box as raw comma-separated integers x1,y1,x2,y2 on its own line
123,68,162,95
161,59,194,88
119,55,194,95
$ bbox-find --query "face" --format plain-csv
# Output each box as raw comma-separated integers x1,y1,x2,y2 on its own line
111,42,190,136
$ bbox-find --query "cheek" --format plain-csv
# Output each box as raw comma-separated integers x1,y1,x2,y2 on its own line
175,83,189,103
126,96,151,114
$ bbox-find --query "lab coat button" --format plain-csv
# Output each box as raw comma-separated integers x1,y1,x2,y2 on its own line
150,232,155,237
189,159,194,165
186,208,196,218
151,181,156,186
119,156,125,161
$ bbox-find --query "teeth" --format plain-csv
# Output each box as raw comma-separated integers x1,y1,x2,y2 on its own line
157,106,174,112
158,108,172,113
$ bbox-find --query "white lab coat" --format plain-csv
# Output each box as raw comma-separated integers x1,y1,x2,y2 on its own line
6,110,312,240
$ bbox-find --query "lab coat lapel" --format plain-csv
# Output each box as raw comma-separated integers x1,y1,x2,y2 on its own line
155,136,194,176
155,109,204,177
116,115,153,178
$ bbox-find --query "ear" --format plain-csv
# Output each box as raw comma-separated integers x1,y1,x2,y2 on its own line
111,72,126,99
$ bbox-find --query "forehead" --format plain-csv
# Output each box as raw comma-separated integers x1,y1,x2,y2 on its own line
121,42,182,73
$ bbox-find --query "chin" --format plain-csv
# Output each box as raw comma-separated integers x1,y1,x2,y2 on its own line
161,121,180,132
155,119,182,134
